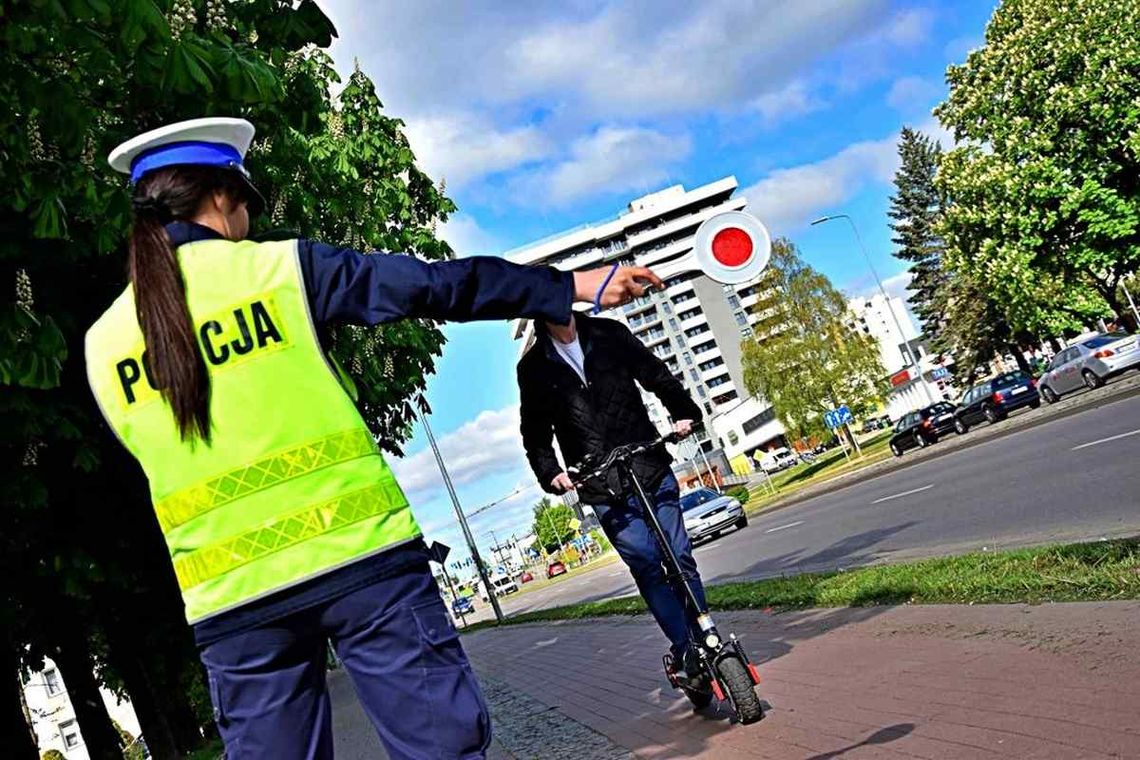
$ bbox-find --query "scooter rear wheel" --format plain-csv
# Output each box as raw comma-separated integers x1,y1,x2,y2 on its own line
716,657,764,724
682,683,713,709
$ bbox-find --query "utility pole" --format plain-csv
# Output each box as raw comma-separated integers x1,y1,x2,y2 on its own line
416,407,503,623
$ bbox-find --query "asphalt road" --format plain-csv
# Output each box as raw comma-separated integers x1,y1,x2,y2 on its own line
490,392,1140,617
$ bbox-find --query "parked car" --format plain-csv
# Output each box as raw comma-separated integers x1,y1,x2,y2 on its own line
954,370,1040,432
756,447,798,474
1038,332,1140,403
519,570,534,584
546,560,567,579
479,574,520,601
860,419,881,434
681,487,747,543
451,595,474,616
888,401,958,457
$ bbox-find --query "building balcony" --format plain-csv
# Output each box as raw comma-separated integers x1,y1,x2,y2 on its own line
625,196,747,251
692,342,721,358
628,309,661,331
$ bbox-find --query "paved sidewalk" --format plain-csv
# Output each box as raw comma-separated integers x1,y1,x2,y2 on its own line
462,602,1140,759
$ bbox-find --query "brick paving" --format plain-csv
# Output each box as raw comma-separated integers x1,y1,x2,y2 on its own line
462,602,1140,759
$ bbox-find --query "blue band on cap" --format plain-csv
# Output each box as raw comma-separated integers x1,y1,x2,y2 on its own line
130,141,245,184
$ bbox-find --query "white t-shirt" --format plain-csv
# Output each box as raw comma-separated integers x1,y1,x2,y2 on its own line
552,334,587,384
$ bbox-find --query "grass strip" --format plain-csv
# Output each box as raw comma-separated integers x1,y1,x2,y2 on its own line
462,538,1140,634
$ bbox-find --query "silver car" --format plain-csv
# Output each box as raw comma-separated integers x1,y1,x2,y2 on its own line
681,488,747,543
1039,332,1140,402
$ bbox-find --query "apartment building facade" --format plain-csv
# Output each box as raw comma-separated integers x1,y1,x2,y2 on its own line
508,177,786,469
21,658,143,759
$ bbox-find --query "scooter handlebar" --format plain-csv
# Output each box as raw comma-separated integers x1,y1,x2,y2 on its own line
568,432,685,489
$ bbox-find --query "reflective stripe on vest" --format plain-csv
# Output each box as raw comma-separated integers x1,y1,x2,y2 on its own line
154,428,378,532
173,478,406,590
84,238,420,623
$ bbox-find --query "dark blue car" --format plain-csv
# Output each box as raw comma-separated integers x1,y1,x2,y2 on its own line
451,595,474,616
954,370,1041,433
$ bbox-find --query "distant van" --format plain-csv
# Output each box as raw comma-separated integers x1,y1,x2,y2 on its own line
756,448,797,474
479,574,520,601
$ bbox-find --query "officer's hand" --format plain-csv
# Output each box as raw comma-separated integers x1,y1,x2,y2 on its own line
573,266,664,309
672,419,694,439
551,472,576,492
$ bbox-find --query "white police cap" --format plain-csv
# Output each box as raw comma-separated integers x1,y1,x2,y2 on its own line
108,117,264,214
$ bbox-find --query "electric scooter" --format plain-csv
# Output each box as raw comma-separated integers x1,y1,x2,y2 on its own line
569,433,766,724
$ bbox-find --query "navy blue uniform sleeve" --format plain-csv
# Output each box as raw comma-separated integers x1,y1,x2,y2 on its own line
298,240,574,326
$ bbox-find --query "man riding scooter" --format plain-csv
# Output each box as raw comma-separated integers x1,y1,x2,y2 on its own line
517,312,709,683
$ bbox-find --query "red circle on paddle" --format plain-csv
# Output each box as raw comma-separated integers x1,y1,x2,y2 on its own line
711,227,753,267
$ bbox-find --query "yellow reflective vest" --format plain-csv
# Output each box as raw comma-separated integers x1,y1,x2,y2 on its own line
85,238,420,624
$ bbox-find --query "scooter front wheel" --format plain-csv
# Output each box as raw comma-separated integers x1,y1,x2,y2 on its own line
716,657,764,724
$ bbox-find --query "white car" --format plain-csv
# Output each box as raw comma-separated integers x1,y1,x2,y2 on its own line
681,488,747,543
1038,332,1140,402
478,574,520,601
756,448,798,474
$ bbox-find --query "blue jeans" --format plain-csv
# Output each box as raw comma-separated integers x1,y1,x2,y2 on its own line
199,560,491,760
592,473,708,655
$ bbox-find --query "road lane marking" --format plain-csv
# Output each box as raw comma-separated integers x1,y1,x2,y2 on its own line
1071,428,1140,451
765,521,804,533
871,484,934,504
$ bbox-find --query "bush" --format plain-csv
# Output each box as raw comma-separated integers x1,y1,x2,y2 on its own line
589,529,612,553
727,486,751,505
42,751,66,760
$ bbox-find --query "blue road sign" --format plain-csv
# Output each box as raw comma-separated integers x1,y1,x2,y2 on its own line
824,404,853,429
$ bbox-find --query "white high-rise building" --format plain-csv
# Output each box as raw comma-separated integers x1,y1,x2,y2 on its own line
846,293,921,373
846,292,948,418
507,177,786,470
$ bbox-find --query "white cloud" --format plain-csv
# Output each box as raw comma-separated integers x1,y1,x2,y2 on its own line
886,76,941,112
503,0,887,117
878,7,935,47
515,126,691,206
438,213,500,257
741,135,898,234
324,0,928,190
881,269,915,303
740,119,950,234
403,113,551,188
391,405,527,501
751,80,825,124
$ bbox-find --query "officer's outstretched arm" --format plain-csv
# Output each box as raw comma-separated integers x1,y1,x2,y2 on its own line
300,241,659,326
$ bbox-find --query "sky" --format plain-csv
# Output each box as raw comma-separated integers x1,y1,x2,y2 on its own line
320,0,998,574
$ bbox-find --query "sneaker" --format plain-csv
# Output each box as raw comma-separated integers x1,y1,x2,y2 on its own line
670,647,708,690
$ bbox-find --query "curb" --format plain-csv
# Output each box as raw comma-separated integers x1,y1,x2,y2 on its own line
743,376,1140,518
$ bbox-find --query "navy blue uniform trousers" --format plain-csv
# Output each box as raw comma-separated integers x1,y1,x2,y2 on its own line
199,560,491,759
591,474,708,656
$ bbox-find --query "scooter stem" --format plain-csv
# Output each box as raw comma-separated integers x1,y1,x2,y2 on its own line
620,459,710,619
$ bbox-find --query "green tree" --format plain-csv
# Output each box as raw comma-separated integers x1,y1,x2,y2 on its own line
934,0,1140,336
532,498,576,552
888,127,948,342
887,128,1033,381
2,2,455,758
741,239,885,446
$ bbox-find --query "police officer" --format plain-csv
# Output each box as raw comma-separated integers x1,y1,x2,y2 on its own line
85,117,661,760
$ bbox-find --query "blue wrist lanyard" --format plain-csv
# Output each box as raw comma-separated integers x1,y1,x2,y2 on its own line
592,263,620,315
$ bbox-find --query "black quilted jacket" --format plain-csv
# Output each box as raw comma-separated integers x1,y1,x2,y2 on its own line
517,314,703,505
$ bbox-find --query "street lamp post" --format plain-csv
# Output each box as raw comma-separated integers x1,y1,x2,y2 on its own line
416,407,504,624
1122,274,1140,328
811,214,934,406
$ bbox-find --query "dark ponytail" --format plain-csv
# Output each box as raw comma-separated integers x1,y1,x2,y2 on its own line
128,166,248,443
